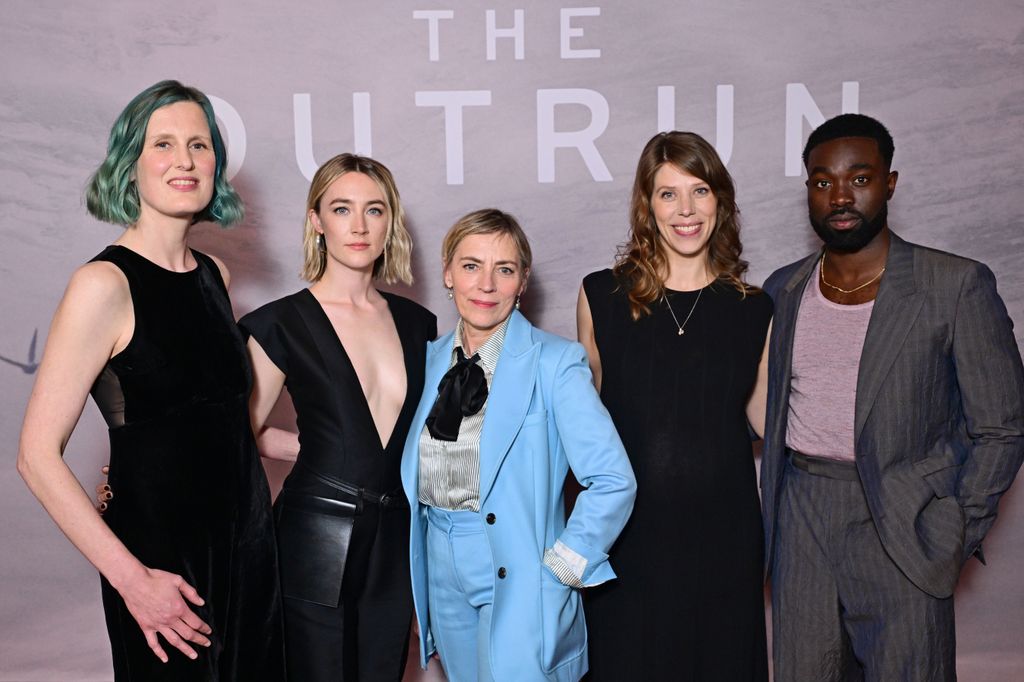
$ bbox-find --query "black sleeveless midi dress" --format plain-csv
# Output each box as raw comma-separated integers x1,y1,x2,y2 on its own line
90,245,285,682
582,268,771,681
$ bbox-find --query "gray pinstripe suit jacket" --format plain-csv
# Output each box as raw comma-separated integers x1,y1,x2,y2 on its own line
761,232,1024,598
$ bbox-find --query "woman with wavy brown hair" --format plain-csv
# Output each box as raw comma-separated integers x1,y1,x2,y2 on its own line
577,131,771,681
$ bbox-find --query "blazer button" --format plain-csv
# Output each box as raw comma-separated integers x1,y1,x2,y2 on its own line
497,567,507,579
486,513,496,524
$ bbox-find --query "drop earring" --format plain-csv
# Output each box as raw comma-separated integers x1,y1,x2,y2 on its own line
316,233,326,252
515,295,521,310
446,286,454,300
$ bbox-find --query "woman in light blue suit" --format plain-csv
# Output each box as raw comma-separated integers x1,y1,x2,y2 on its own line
401,209,636,682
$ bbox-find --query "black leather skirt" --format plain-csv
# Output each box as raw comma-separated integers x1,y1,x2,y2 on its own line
274,462,407,607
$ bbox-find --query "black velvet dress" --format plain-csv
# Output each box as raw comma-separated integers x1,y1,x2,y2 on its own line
90,246,285,681
239,289,436,682
582,269,771,682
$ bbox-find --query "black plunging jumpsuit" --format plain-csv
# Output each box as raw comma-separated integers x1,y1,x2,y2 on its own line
240,289,436,682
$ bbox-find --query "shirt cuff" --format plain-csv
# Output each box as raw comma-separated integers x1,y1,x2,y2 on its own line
543,540,587,589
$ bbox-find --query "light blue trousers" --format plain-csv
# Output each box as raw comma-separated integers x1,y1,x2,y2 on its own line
426,506,496,682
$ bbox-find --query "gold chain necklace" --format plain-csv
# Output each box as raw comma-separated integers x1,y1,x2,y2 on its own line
662,286,705,336
819,252,885,295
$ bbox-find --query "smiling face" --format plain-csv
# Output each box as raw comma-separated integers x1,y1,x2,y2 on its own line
134,101,216,224
444,232,528,351
650,163,717,266
806,136,897,253
310,171,389,275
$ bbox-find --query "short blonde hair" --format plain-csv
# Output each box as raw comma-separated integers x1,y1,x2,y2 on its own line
441,209,533,281
301,154,413,284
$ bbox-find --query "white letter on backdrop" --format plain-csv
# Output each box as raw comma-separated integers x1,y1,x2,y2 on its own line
293,93,373,181
537,88,612,183
785,81,859,176
413,10,454,62
208,96,245,181
560,7,601,59
485,9,525,60
655,85,734,164
657,86,675,132
415,90,492,185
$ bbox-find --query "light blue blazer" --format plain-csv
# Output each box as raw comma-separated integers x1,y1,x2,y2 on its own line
401,310,636,681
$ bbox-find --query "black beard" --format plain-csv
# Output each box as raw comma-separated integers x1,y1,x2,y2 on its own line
809,203,887,253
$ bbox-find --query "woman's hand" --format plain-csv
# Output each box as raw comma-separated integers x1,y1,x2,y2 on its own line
96,465,111,514
118,567,212,663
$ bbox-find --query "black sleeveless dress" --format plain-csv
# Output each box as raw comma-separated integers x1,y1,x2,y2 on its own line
90,245,285,682
239,289,436,682
582,269,771,682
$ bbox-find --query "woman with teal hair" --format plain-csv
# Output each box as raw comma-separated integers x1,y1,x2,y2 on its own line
18,80,285,681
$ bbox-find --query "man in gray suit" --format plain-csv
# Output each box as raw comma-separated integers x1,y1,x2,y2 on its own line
761,113,1024,680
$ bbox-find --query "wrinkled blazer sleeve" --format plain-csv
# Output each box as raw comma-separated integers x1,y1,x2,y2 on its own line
952,262,1024,561
550,341,637,586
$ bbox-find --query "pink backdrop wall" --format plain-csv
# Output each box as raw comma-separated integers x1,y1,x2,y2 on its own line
2,1,1023,679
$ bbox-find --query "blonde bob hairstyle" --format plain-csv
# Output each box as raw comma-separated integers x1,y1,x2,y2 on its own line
301,153,413,284
441,208,533,278
614,131,755,320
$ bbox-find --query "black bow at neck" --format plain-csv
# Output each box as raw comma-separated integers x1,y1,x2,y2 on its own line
425,346,489,441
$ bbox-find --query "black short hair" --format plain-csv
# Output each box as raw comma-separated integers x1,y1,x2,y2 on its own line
802,113,895,169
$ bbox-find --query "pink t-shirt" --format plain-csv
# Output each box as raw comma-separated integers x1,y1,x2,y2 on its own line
785,260,874,462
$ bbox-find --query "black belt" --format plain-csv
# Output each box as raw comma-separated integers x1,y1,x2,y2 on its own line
295,460,407,508
786,449,860,482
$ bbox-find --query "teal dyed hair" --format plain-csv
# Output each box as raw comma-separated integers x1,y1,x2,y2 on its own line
85,80,243,227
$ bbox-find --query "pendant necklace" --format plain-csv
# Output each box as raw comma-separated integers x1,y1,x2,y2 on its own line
819,252,886,295
662,285,705,336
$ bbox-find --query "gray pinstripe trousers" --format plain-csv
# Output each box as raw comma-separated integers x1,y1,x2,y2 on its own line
770,453,956,682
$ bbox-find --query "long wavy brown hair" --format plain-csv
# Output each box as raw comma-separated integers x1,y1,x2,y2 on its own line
614,131,756,320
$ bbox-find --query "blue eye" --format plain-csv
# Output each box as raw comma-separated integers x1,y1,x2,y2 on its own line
333,206,349,215
367,207,383,216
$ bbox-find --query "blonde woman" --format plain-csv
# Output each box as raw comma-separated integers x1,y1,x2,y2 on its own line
401,209,635,681
240,154,436,681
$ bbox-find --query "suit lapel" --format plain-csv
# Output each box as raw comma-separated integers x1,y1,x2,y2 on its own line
401,330,456,506
479,311,540,503
767,252,820,448
855,233,925,440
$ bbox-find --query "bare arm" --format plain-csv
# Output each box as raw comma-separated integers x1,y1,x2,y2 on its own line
246,337,299,462
207,252,231,289
576,285,602,392
17,263,211,663
745,319,771,439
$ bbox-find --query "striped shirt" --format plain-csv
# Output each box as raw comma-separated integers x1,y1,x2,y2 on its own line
417,316,586,588
417,318,509,511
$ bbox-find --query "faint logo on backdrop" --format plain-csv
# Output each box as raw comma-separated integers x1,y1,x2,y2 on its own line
1,329,40,374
